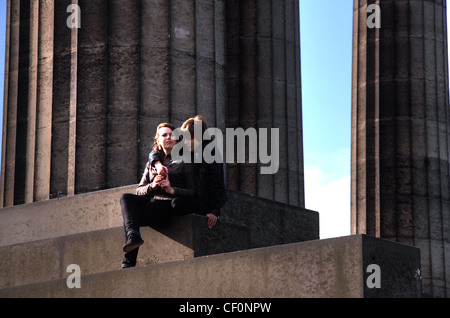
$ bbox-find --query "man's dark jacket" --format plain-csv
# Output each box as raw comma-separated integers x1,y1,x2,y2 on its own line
149,147,227,217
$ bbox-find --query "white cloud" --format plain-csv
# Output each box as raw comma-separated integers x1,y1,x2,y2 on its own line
304,149,351,239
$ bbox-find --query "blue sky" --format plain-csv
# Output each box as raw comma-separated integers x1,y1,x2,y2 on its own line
0,0,5,207
0,1,447,239
300,0,353,238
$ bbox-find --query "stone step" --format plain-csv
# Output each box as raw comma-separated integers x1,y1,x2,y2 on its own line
0,185,137,247
0,186,319,248
0,214,250,289
0,235,422,298
221,190,319,248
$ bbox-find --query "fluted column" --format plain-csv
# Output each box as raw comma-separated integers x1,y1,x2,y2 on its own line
34,0,54,202
196,0,216,123
352,0,450,297
51,0,76,198
24,0,38,203
106,0,140,188
256,0,274,200
170,0,196,126
1,0,19,207
225,0,304,206
75,0,107,193
139,0,170,171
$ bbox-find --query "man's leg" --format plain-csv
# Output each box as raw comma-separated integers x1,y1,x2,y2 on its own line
171,196,200,215
140,198,175,226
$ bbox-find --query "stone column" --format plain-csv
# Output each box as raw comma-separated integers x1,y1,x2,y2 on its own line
256,0,274,200
24,0,39,203
352,0,450,297
75,0,107,193
214,0,227,145
224,0,304,207
34,0,54,202
170,0,197,126
1,0,19,207
50,0,76,198
12,0,32,205
106,0,140,188
139,0,170,171
196,0,216,123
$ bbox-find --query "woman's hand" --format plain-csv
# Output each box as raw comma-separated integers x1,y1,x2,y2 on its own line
154,161,169,178
206,213,218,229
160,176,175,195
151,175,165,189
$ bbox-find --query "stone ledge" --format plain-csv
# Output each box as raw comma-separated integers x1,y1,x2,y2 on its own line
0,214,250,289
0,186,319,248
0,235,422,298
0,185,136,247
221,190,319,248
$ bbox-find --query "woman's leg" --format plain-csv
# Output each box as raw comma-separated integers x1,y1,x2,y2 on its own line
121,197,175,268
120,193,149,234
120,194,148,267
122,247,139,268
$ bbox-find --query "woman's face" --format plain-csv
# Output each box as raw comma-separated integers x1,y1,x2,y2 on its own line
157,127,174,153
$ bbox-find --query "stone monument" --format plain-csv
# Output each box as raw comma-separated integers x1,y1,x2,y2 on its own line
0,0,434,298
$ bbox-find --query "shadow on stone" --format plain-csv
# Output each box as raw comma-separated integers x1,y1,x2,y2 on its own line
151,214,251,257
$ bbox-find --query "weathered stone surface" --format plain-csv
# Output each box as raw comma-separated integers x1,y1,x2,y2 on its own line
0,235,422,298
0,185,135,247
0,214,249,289
0,186,317,249
221,190,318,248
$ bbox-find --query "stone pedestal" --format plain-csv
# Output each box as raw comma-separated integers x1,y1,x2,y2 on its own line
0,235,422,298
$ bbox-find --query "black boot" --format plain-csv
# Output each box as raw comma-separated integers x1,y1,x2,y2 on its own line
122,230,144,253
121,247,139,269
121,261,135,269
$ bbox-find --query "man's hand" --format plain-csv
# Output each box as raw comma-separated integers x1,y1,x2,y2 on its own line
206,213,218,229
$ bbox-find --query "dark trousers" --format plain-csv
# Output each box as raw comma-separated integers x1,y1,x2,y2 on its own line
120,193,199,265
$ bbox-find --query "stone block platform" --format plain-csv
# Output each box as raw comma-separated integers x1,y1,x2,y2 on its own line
0,186,319,248
0,185,423,297
0,185,320,296
0,214,250,289
0,235,422,298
